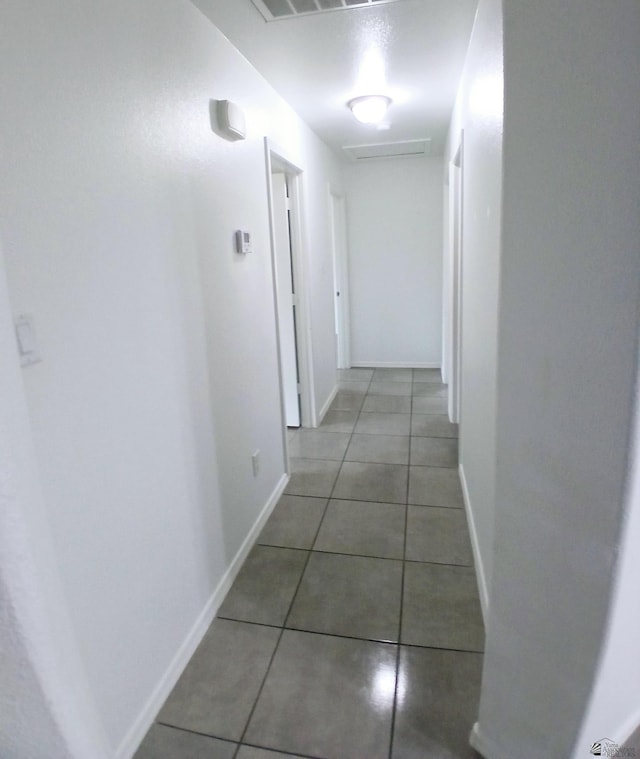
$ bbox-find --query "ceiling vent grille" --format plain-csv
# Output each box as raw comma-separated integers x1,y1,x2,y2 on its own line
251,0,405,21
342,139,432,161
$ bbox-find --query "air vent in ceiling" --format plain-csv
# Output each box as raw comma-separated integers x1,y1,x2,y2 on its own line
251,0,404,22
343,139,432,161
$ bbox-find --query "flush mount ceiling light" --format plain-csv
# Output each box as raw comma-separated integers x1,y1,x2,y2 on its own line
348,95,392,125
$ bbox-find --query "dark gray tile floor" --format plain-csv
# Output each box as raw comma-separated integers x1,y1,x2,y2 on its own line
136,368,484,759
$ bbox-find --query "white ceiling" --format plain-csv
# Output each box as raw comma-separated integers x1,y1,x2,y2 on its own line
191,0,478,157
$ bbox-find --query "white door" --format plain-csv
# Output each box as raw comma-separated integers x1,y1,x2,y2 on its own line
330,191,350,369
272,172,301,427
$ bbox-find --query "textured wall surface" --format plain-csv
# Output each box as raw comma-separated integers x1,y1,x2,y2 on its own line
445,0,504,610
344,156,444,367
0,0,342,754
0,251,109,758
474,1,640,757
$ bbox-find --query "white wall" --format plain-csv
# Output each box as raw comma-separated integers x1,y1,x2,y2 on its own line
344,156,443,367
0,247,110,759
445,0,503,612
573,352,640,755
471,1,640,758
0,0,342,755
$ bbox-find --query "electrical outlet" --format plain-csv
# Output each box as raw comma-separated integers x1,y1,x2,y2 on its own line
251,450,260,477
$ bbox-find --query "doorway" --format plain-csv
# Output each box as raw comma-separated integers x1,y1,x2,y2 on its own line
265,138,316,441
271,171,300,427
329,187,350,369
449,133,464,424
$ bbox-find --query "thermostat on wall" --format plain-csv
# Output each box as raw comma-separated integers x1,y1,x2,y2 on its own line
217,100,247,140
235,230,251,254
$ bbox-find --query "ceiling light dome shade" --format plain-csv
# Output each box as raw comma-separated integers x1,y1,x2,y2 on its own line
348,95,392,125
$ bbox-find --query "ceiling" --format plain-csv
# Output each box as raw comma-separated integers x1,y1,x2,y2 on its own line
191,0,478,158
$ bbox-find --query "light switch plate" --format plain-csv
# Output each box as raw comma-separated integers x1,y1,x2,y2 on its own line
15,313,42,366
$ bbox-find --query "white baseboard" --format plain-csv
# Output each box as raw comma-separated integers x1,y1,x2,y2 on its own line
459,463,489,623
316,384,338,427
116,473,289,759
470,722,511,759
350,361,440,369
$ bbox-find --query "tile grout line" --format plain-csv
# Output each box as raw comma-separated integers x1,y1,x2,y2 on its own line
154,723,237,747
232,374,373,758
233,433,340,757
232,369,375,757
167,713,331,759
231,627,284,758
338,367,405,759
388,517,407,758
202,616,483,654
388,367,414,759
249,545,474,569
233,507,327,756
238,740,329,759
325,368,372,501
281,496,462,508
238,371,469,758
150,371,478,759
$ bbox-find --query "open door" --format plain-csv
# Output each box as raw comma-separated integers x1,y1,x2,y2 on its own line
329,188,350,369
271,171,301,427
265,138,316,438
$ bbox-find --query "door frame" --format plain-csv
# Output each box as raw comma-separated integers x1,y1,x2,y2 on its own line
265,138,316,445
328,185,351,369
448,131,464,424
271,172,301,427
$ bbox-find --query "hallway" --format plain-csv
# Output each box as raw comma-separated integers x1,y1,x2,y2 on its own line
135,368,484,759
